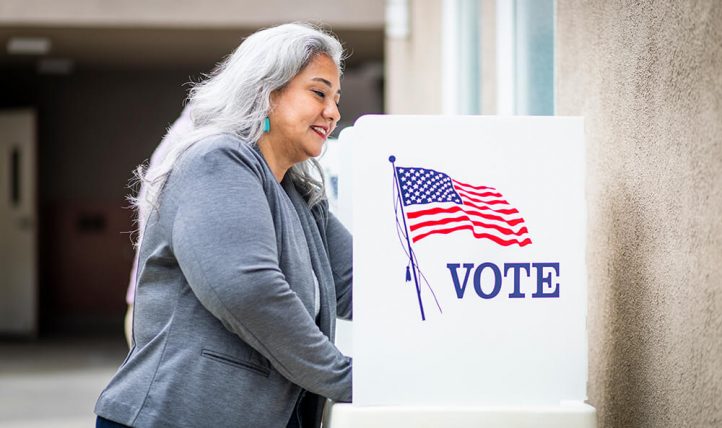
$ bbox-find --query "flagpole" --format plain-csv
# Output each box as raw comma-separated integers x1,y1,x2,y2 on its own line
389,155,426,321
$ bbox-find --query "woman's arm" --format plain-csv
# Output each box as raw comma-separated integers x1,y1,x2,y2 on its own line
170,143,351,402
326,212,352,320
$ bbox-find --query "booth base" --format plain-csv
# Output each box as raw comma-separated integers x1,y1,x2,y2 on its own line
323,402,596,428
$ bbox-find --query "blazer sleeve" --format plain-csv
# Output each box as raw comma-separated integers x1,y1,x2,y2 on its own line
326,212,353,320
170,145,352,402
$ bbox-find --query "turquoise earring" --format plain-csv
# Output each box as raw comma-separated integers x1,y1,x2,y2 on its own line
263,117,271,133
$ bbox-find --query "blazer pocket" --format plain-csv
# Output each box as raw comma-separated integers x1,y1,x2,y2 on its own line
201,349,271,377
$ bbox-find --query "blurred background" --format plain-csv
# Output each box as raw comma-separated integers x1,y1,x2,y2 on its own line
0,1,720,427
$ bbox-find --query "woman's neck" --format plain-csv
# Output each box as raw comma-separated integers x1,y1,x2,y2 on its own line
257,136,292,182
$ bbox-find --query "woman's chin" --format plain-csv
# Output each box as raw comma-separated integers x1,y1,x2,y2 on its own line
306,144,325,159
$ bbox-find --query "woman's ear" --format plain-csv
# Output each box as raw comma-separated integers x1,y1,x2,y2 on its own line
269,89,281,109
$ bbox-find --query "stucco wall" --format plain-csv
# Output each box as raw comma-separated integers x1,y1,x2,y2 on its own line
556,1,722,426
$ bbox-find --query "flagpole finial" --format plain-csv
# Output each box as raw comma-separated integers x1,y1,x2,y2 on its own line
389,155,396,163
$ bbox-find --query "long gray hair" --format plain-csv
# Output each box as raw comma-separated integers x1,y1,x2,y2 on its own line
130,23,344,243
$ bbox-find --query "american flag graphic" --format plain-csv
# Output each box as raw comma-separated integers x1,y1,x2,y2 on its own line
394,166,532,246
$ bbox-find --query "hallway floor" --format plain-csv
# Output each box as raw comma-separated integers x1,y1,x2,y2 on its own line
0,336,128,428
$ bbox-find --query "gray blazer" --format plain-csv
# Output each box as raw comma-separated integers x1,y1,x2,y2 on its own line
95,135,353,427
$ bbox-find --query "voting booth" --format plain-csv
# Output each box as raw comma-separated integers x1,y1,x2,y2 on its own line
324,115,596,427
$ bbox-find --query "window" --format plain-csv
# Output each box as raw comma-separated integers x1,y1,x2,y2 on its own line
444,0,555,115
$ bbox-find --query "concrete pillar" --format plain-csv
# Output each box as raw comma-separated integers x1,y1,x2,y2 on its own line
556,1,722,426
479,0,496,114
385,0,443,114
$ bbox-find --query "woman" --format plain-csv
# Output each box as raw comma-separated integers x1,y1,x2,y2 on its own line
95,23,352,428
123,105,193,347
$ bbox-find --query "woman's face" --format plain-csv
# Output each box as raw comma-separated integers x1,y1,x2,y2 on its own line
268,54,341,165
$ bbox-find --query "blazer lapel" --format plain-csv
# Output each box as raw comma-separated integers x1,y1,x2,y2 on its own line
281,179,336,341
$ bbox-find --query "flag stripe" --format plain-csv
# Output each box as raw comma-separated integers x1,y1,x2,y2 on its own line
456,198,519,215
452,179,496,191
455,188,510,206
413,224,533,246
409,214,529,236
405,205,526,226
452,187,503,198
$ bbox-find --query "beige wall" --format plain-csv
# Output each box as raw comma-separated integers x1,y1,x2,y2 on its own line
0,0,383,28
385,0,443,114
556,1,722,427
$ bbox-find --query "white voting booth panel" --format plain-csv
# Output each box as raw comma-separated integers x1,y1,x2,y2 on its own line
324,115,594,428
324,402,596,428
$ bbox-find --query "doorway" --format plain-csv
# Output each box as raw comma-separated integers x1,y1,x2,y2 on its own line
0,109,37,337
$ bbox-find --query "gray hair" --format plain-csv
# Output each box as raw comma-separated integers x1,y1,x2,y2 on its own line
130,23,345,242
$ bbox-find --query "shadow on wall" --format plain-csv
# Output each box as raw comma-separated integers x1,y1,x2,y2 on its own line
604,189,658,426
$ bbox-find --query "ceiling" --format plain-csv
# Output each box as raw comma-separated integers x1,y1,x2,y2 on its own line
0,26,384,73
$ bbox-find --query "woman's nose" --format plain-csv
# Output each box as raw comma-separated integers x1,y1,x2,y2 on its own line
324,101,341,124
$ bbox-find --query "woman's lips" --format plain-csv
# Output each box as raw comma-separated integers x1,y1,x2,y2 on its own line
311,125,327,138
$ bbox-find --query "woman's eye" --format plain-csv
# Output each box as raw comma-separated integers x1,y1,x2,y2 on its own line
313,90,325,98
